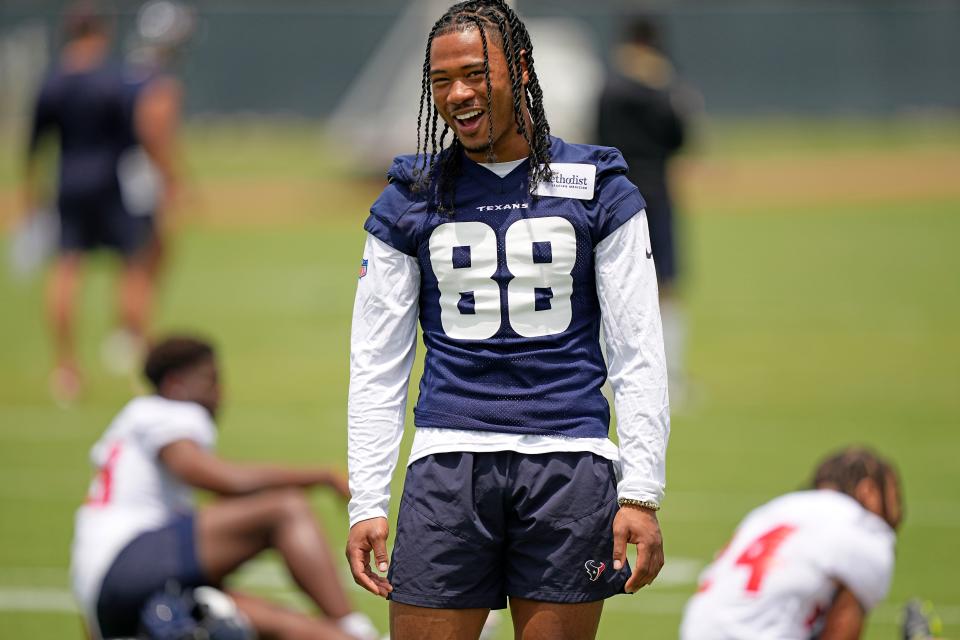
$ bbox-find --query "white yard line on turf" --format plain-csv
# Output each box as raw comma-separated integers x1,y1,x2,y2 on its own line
1,584,959,627
0,588,76,612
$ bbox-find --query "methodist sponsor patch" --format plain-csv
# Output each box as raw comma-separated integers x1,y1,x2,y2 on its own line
534,163,596,200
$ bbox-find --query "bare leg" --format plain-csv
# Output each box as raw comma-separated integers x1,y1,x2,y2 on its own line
47,253,83,400
48,253,83,367
390,601,490,640
229,591,354,640
196,488,352,620
144,230,167,285
509,598,604,640
117,254,153,343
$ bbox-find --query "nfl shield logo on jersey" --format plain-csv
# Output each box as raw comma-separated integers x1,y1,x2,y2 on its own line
358,258,368,279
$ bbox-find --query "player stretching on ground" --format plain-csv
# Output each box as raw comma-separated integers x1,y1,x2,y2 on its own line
345,2,669,639
71,336,382,640
681,447,902,640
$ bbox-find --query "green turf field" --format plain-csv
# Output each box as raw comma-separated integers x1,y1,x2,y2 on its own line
1,119,958,638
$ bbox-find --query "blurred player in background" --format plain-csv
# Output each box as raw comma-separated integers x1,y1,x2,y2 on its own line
596,16,698,401
71,335,383,640
100,0,195,375
680,447,902,640
117,0,194,314
21,1,188,403
346,1,669,638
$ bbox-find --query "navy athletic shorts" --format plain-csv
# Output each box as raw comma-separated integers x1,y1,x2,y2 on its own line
58,191,154,258
96,514,209,638
388,451,629,609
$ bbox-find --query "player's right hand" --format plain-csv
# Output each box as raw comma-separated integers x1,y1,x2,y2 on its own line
346,517,393,598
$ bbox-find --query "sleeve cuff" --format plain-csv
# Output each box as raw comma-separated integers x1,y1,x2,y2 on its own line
616,478,665,506
348,506,389,528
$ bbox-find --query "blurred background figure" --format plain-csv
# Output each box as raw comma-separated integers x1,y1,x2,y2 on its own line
100,0,195,372
680,447,902,640
20,0,187,404
595,15,699,403
22,1,138,401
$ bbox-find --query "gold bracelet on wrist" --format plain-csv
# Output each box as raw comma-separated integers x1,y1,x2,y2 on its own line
617,498,660,511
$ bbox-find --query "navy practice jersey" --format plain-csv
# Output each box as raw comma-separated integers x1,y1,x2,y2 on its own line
365,137,646,439
29,63,135,201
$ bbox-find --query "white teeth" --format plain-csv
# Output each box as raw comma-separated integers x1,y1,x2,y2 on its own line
455,110,482,121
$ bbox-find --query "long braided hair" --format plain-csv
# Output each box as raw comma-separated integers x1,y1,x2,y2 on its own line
413,0,552,215
811,446,901,527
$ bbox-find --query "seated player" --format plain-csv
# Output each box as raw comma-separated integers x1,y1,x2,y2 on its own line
681,447,902,640
70,335,382,640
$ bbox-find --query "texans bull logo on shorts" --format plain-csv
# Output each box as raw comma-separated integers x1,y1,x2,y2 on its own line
584,560,606,582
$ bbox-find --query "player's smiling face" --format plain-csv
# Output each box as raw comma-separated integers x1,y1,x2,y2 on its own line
429,27,531,163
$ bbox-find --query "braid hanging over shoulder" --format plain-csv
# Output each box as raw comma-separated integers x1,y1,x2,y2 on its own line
412,0,553,216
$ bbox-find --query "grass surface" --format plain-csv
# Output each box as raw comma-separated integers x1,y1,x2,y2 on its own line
0,119,958,639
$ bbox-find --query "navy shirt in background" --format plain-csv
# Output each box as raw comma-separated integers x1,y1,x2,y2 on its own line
29,63,134,204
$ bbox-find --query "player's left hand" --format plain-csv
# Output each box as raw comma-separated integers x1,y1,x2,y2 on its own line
612,505,664,593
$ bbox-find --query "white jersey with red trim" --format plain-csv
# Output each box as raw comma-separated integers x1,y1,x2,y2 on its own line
681,490,895,640
69,396,216,617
